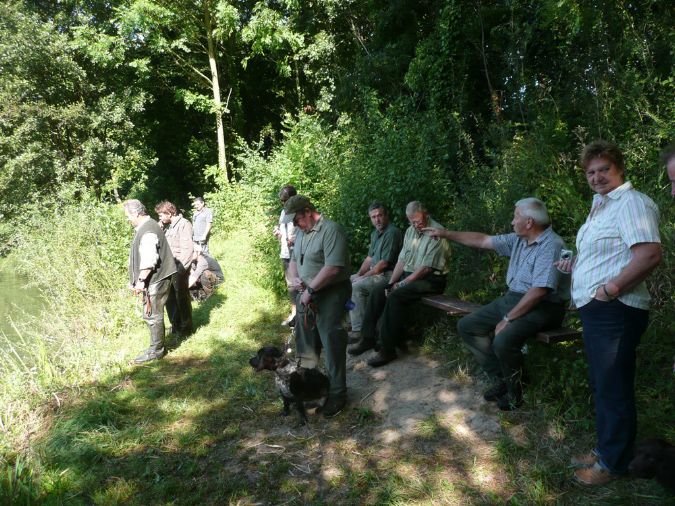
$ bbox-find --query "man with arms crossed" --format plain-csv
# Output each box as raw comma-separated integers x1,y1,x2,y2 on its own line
348,202,403,343
424,198,570,411
284,195,351,417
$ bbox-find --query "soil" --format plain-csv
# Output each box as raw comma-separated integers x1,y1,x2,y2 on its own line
345,345,501,444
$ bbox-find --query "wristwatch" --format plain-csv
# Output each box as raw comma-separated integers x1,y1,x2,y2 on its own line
503,315,514,323
307,286,316,295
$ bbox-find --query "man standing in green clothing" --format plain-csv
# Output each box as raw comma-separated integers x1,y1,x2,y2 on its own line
349,201,451,367
348,202,403,343
283,195,351,417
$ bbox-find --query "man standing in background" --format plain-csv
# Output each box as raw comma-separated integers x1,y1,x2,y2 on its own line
156,201,193,339
192,197,213,254
124,200,176,364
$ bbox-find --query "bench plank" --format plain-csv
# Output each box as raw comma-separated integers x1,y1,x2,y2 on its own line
421,295,581,344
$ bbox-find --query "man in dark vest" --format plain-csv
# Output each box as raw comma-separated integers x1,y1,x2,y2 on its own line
124,199,177,364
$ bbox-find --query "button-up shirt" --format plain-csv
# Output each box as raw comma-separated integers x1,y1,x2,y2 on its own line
572,181,660,309
398,217,451,275
368,223,403,267
293,214,351,285
492,228,570,304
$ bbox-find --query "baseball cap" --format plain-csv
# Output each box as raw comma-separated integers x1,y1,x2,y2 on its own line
280,195,311,223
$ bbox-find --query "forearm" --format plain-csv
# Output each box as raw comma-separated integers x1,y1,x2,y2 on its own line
356,258,372,277
445,230,494,250
389,262,405,284
289,261,299,280
203,223,213,240
308,265,342,291
604,243,662,297
366,259,389,276
401,265,434,284
504,287,548,320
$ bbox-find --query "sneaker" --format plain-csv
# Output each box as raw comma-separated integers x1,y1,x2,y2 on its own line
281,315,296,326
496,391,523,411
322,397,346,418
483,379,508,402
571,450,601,468
574,462,618,486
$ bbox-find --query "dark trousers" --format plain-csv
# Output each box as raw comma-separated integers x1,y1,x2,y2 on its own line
361,273,447,351
578,299,648,474
457,291,565,395
166,263,193,332
142,277,171,352
295,279,351,400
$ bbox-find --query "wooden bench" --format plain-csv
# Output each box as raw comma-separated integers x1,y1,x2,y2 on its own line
421,295,582,344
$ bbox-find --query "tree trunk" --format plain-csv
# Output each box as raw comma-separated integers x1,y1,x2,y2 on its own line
204,1,231,183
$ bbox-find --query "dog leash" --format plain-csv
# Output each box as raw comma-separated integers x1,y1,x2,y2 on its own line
302,302,320,331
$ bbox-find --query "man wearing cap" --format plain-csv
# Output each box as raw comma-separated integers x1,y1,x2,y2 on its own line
349,201,451,367
124,199,177,364
284,195,352,417
348,202,403,343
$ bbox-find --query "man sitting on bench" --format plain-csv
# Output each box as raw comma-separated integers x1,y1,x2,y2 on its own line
423,198,570,411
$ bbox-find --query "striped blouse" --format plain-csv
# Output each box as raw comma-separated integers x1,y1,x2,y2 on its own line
572,181,660,310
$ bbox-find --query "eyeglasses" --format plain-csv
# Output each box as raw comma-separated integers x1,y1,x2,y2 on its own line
409,219,425,226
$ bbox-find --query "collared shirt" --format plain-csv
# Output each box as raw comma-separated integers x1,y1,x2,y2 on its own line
192,254,224,281
164,215,194,268
572,181,660,309
368,223,403,267
398,217,451,275
293,214,351,285
192,206,213,241
492,228,571,304
279,210,297,259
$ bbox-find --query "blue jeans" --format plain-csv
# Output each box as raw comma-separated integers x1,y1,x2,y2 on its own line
578,298,649,474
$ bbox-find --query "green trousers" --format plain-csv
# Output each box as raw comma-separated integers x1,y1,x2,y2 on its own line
361,273,447,350
295,279,351,400
457,291,565,394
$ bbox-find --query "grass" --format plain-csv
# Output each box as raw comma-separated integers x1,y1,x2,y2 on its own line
1,223,674,504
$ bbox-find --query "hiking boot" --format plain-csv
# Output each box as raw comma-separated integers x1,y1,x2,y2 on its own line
496,391,524,411
571,450,601,468
347,330,361,344
574,463,618,486
367,348,397,368
484,378,508,402
322,397,346,418
348,338,376,356
134,349,164,364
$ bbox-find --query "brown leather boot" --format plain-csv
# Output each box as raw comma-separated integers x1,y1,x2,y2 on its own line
367,348,397,367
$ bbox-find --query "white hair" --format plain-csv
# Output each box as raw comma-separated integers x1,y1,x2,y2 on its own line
515,198,549,226
405,201,428,216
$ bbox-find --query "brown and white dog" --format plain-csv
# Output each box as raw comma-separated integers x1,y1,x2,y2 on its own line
249,346,330,426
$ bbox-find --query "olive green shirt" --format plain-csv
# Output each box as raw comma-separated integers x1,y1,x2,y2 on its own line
293,214,351,285
368,223,403,267
398,217,451,275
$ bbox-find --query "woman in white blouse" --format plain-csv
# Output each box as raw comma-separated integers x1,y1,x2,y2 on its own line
556,140,661,486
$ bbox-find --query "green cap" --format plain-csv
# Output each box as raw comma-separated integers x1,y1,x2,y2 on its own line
281,195,311,223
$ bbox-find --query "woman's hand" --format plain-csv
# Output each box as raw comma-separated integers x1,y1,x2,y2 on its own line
553,255,576,273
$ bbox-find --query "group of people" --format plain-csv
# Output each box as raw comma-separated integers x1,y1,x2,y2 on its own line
274,140,673,486
124,196,223,365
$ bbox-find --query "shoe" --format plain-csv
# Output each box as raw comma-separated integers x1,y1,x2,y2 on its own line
166,326,175,334
397,341,409,353
571,450,601,468
348,338,376,356
322,397,346,418
484,379,508,402
367,348,397,368
496,392,523,411
281,314,296,326
347,330,361,344
134,349,164,364
574,462,618,486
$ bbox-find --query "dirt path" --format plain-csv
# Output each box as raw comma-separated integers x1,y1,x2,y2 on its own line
346,346,501,444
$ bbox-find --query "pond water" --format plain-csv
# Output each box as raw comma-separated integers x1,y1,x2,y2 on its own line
0,260,44,347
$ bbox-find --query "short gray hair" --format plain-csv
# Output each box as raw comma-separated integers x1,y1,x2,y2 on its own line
368,201,388,215
660,141,675,166
515,198,549,226
123,199,147,216
405,201,427,216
